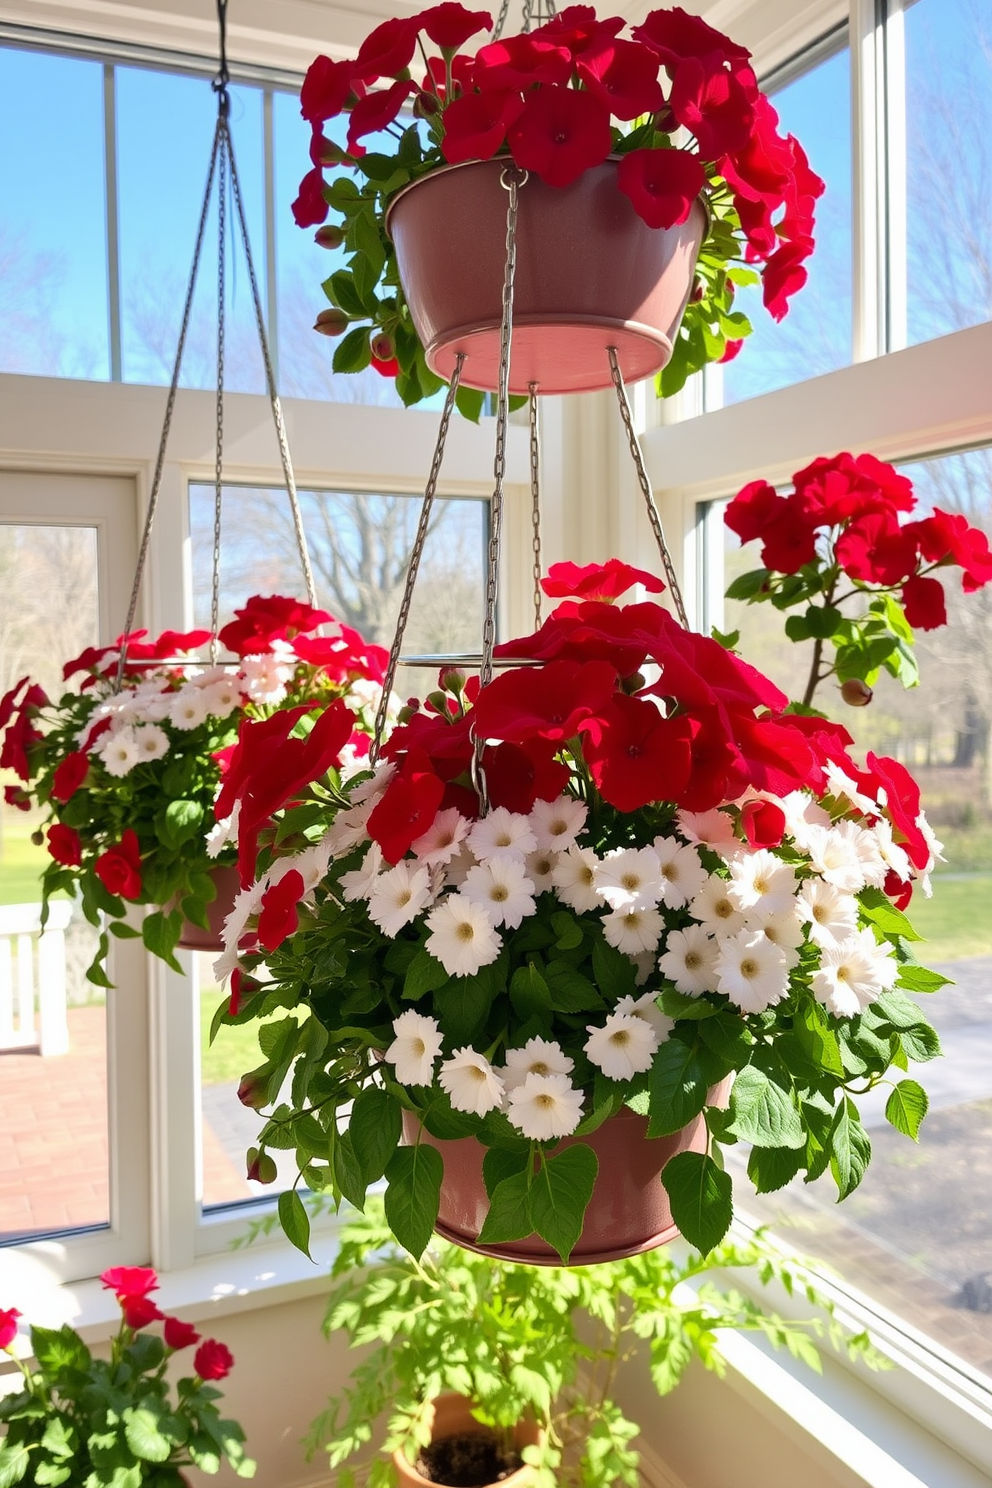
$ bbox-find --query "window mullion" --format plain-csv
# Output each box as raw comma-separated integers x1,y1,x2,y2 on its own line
882,0,908,351
850,0,886,361
102,63,122,382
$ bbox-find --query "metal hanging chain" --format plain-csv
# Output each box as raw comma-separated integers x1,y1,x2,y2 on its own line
369,353,466,766
607,346,690,630
493,0,556,41
210,130,228,665
528,382,542,631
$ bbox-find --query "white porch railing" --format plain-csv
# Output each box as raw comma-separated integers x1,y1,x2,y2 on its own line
0,901,73,1056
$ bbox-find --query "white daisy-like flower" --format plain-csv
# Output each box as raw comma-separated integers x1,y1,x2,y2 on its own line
325,799,375,857
798,878,860,948
652,836,708,908
133,724,169,761
676,807,742,857
213,882,265,982
169,688,211,731
688,875,746,936
425,894,501,978
468,807,537,862
339,843,384,902
529,795,588,854
438,842,473,890
241,645,295,705
344,676,382,712
584,1012,658,1080
822,761,878,816
811,927,898,1017
200,677,244,717
348,761,397,805
727,850,798,916
714,928,790,1013
368,861,433,937
871,818,912,885
205,802,240,859
462,854,537,930
98,727,141,777
411,807,470,866
777,790,831,852
915,813,944,897
439,1047,505,1115
745,906,805,970
551,845,601,913
502,1036,574,1092
658,924,719,997
850,822,889,889
595,846,664,911
803,822,869,894
506,1072,584,1140
385,1010,444,1086
602,904,665,956
631,949,655,985
525,848,559,893
616,991,673,1043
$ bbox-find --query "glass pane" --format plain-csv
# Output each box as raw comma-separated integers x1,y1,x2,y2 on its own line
905,0,992,345
722,45,853,406
0,525,107,1242
118,68,266,392
721,448,992,1377
0,46,110,379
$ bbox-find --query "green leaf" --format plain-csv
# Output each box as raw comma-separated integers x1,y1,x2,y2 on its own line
349,1087,402,1186
647,1038,708,1137
551,911,583,950
123,1410,171,1464
746,1144,806,1193
433,975,494,1045
884,1079,928,1140
804,604,843,638
332,1130,367,1210
793,997,844,1078
661,1151,733,1254
333,326,372,374
857,887,921,941
353,209,386,280
31,1324,91,1380
896,964,951,995
591,936,637,999
454,385,486,422
509,963,553,1021
784,613,813,642
829,1099,871,1199
482,1144,530,1200
476,1168,534,1247
0,1444,31,1488
160,798,204,848
383,1143,443,1258
141,910,184,973
727,1066,804,1149
659,988,718,1021
403,949,450,1001
323,270,365,317
543,961,604,1013
724,568,770,602
898,1023,941,1062
530,1145,598,1263
278,1189,312,1259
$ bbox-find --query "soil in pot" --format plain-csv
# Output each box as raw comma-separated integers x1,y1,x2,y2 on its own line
417,1431,524,1486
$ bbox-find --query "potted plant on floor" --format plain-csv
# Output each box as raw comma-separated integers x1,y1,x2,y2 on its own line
300,1198,882,1487
0,1267,255,1484
0,594,387,984
296,4,824,411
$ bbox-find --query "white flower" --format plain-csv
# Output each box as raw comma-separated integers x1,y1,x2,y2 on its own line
551,846,601,913
348,761,396,805
200,677,243,717
98,727,140,777
595,846,664,911
439,1047,505,1115
368,861,433,937
206,803,239,859
326,799,375,856
631,949,655,985
798,878,860,948
385,1010,444,1086
411,807,470,866
425,894,501,977
468,807,537,861
871,818,912,885
915,813,944,897
241,646,295,705
584,1013,658,1080
462,854,537,929
169,688,211,731
276,837,333,893
602,904,665,956
133,724,169,761
339,843,384,902
501,1036,574,1092
658,925,719,997
213,882,265,982
676,807,741,857
529,795,587,853
616,991,673,1043
727,850,798,916
524,848,559,893
688,875,746,936
778,791,832,852
714,928,790,1014
506,1073,584,1140
652,836,708,908
438,842,473,889
811,928,898,1017
803,822,869,894
746,906,805,970
823,761,878,816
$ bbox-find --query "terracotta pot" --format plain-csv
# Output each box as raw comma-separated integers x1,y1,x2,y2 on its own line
176,864,240,953
403,1090,726,1266
392,1392,540,1488
386,158,707,395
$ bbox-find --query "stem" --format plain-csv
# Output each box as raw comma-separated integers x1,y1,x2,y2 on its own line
801,634,825,708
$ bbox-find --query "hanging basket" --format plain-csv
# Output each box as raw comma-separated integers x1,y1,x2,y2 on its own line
393,1394,540,1488
176,864,240,953
402,1091,723,1266
386,157,707,396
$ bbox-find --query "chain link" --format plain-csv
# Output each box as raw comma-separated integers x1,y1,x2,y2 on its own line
528,383,542,631
210,126,228,665
369,353,466,766
493,0,556,39
607,346,690,630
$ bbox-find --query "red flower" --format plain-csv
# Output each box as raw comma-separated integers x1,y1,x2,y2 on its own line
371,354,400,378
194,1338,234,1381
355,16,420,82
0,678,30,731
368,752,446,864
901,574,947,630
292,167,329,229
121,1295,165,1331
347,80,416,157
724,480,783,545
52,750,91,802
908,507,992,592
484,737,571,814
301,54,359,122
0,1308,21,1350
101,1264,159,1298
257,870,306,952
631,7,752,72
47,823,82,867
866,752,929,870
94,830,143,900
541,559,665,603
580,693,693,812
885,868,913,912
472,33,572,90
441,90,525,164
4,785,30,811
577,39,663,121
741,798,786,849
420,3,493,51
472,658,618,744
669,54,756,159
836,513,919,585
164,1316,201,1351
535,6,624,57
218,595,331,657
761,236,814,321
507,86,612,189
616,146,705,229
758,499,817,573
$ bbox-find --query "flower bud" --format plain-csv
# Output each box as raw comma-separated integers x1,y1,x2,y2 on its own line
414,91,440,117
840,678,873,707
314,223,345,249
439,667,466,694
370,332,394,362
690,278,706,303
237,1070,269,1110
621,671,646,695
396,703,419,724
314,308,350,337
247,1150,278,1184
30,830,44,846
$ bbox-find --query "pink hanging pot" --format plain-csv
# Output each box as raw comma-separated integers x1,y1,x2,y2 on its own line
176,864,240,953
385,158,707,397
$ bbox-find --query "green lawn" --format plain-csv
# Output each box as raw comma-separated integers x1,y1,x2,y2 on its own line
909,874,992,962
0,819,54,904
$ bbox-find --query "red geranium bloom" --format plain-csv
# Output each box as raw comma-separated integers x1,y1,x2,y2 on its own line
292,167,329,228
758,499,818,573
367,752,446,863
631,6,752,72
371,354,400,377
720,95,794,203
508,85,613,189
836,513,919,585
219,595,331,657
101,1265,159,1298
484,737,571,814
420,3,493,52
346,80,416,157
4,785,30,811
761,236,814,321
441,90,525,164
0,1308,21,1350
472,658,618,743
472,33,572,90
541,559,665,603
301,54,359,122
121,1295,165,1331
669,54,756,159
164,1316,201,1350
47,823,82,868
577,39,664,120
866,752,929,869
741,797,786,849
616,146,705,229
194,1339,234,1381
0,678,30,731
355,16,420,82
52,749,91,802
901,574,947,630
536,7,624,57
580,693,693,812
94,830,142,900
724,480,784,545
885,868,913,912
908,507,992,591
257,870,305,952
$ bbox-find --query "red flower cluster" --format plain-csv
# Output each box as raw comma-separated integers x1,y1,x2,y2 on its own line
0,1307,20,1350
98,1266,229,1367
295,5,820,317
94,829,143,900
0,676,49,781
726,451,992,628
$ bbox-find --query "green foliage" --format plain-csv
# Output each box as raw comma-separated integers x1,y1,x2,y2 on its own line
304,1200,886,1487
